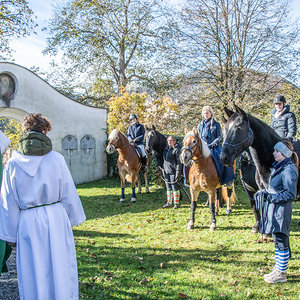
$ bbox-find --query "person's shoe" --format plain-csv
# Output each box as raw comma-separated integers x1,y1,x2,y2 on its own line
264,270,287,283
163,202,173,208
173,203,179,209
264,265,277,278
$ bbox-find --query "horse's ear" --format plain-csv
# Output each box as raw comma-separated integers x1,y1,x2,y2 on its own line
185,128,189,134
234,104,248,120
222,116,228,124
145,125,149,131
224,106,234,118
192,127,198,136
152,125,156,131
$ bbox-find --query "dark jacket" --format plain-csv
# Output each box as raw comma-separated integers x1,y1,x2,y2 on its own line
197,118,222,148
270,105,297,140
263,159,298,236
127,122,145,145
163,145,181,175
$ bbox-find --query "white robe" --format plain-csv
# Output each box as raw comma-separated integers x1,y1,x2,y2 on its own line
0,150,86,300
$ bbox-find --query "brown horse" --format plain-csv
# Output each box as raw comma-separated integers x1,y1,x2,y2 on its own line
106,129,150,203
180,127,236,231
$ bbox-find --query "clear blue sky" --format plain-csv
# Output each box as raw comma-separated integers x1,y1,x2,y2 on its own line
9,0,300,73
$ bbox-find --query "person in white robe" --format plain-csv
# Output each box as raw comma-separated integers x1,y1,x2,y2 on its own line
0,113,86,300
0,130,11,276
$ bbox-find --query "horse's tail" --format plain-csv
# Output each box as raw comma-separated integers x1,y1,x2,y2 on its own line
125,174,132,183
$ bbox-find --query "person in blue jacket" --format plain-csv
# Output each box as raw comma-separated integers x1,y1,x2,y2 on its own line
127,114,147,167
259,140,298,284
197,106,235,186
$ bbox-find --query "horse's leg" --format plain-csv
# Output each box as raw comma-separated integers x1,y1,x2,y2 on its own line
226,186,232,214
144,161,150,194
187,189,200,230
209,190,217,231
136,172,141,194
120,173,126,203
215,187,221,215
130,172,137,203
250,199,260,233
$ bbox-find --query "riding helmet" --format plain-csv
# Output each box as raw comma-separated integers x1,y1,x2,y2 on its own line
129,114,137,121
273,95,286,104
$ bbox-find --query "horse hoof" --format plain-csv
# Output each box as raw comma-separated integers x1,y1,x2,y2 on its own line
146,191,150,194
210,223,216,231
226,209,232,214
187,222,194,230
131,198,136,204
251,227,259,234
120,198,125,203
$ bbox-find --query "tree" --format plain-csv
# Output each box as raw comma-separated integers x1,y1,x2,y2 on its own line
174,0,300,108
107,89,180,134
0,0,37,59
43,0,175,100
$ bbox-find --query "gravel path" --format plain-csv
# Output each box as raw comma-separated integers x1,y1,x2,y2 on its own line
0,249,19,300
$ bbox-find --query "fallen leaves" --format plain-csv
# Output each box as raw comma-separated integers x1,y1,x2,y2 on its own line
178,292,187,298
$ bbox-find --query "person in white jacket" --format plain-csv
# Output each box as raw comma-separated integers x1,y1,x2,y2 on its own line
0,113,86,300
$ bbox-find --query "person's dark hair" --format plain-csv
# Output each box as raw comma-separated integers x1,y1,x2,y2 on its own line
282,140,299,168
22,113,52,134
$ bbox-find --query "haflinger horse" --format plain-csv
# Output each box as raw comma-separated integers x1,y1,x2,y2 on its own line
145,125,235,214
180,127,237,231
106,129,150,203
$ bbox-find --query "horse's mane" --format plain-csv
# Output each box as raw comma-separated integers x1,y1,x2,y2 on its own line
185,131,211,158
155,130,167,153
108,129,127,141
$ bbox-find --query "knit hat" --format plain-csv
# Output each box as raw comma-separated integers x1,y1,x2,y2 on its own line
274,142,292,158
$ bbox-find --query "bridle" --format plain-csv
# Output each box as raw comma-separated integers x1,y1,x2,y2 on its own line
222,121,254,156
181,135,201,162
108,135,130,150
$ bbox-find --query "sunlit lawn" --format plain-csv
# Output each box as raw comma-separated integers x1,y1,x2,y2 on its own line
74,177,300,299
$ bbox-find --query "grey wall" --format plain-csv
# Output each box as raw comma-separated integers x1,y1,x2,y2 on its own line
0,62,107,184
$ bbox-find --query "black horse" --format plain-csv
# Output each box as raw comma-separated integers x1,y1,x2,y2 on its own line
221,105,281,190
144,125,167,168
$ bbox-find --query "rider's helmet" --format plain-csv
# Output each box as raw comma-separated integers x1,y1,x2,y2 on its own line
129,114,138,121
273,95,286,104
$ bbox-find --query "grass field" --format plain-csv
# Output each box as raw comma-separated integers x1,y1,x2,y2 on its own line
74,177,300,299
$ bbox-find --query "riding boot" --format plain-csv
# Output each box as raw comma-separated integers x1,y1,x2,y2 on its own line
190,201,197,222
209,202,216,225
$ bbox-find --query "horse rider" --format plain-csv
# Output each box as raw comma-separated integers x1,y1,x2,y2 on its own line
270,95,297,141
162,136,182,209
197,105,235,186
127,114,147,168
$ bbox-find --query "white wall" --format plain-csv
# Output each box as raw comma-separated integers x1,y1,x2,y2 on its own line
0,62,107,184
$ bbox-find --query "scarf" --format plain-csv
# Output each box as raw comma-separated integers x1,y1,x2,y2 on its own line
272,157,292,170
18,130,52,156
202,118,212,144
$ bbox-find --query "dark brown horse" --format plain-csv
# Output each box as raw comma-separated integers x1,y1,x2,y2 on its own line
180,127,236,231
106,129,150,203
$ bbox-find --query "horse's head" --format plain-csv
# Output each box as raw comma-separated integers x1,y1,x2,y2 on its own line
106,128,122,154
145,125,158,153
220,105,254,167
180,127,210,164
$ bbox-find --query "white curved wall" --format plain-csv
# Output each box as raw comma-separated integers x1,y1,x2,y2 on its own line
0,62,107,184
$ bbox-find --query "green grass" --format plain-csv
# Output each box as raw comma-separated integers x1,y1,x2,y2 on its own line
74,177,300,299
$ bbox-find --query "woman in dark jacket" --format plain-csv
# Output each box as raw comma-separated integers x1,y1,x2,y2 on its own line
162,136,181,209
259,140,298,284
197,106,235,186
